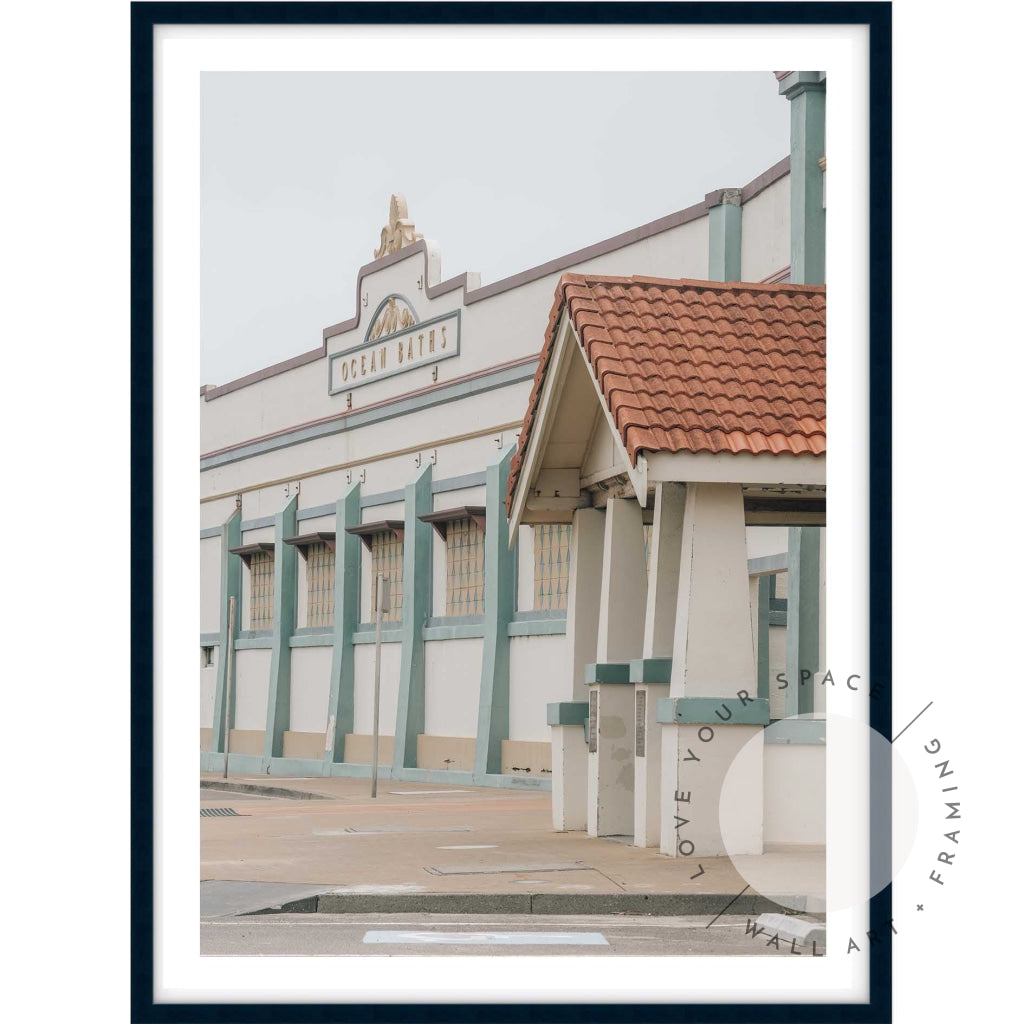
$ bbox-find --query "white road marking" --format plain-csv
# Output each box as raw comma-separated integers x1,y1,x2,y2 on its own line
436,844,498,850
387,790,469,795
362,930,608,946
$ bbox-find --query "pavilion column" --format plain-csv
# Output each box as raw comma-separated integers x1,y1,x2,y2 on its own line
632,482,684,847
587,497,646,838
659,483,767,858
549,507,605,831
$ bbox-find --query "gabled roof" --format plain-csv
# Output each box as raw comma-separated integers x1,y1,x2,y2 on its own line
507,274,826,513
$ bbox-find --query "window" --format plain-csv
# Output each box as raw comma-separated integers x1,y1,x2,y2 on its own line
445,518,484,616
306,541,335,628
370,531,404,623
249,549,275,630
534,523,571,611
200,646,214,668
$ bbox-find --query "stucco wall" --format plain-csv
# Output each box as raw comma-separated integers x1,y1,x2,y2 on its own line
289,646,332,734
200,537,222,635
233,648,271,731
740,174,790,282
352,642,402,736
424,638,483,737
763,742,825,844
509,634,567,741
199,655,217,730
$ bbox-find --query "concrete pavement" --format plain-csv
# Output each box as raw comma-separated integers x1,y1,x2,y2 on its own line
200,773,824,916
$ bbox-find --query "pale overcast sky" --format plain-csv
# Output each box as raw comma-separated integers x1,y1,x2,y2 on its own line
201,71,790,385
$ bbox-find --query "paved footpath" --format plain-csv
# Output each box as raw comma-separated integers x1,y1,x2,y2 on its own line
200,773,823,917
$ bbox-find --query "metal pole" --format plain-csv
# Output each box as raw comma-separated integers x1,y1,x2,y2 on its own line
371,572,384,798
222,595,236,779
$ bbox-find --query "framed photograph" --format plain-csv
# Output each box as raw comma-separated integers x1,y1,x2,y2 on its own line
133,2,893,1019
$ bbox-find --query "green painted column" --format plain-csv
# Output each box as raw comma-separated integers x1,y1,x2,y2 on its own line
785,526,821,717
779,70,826,285
706,188,743,282
392,462,433,770
324,481,361,765
210,507,241,752
474,445,517,778
756,575,771,702
263,494,299,760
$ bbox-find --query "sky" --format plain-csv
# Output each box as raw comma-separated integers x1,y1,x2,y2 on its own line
201,71,790,386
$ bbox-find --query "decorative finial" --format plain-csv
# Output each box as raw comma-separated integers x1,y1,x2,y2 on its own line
374,193,424,259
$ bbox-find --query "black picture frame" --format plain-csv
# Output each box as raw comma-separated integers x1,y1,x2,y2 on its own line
132,3,892,1020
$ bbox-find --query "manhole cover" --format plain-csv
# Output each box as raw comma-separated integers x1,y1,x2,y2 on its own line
200,807,245,818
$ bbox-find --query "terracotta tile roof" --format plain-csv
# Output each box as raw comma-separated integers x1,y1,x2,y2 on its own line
507,274,825,513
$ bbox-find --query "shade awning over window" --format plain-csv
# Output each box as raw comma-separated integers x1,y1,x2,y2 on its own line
417,506,486,540
227,542,275,567
344,520,404,551
283,531,337,556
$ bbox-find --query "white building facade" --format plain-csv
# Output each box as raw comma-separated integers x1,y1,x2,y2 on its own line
199,73,826,842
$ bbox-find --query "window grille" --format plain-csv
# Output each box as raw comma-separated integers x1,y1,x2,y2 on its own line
306,542,335,628
370,532,404,623
445,518,485,616
534,523,571,611
249,550,274,630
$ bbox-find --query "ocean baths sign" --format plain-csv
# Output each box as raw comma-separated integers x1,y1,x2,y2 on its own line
328,308,461,395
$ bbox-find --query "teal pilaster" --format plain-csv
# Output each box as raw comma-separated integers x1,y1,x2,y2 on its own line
263,494,299,759
785,527,821,717
780,71,826,285
474,445,517,778
392,462,433,769
707,190,743,282
756,575,771,701
210,508,241,752
324,482,361,764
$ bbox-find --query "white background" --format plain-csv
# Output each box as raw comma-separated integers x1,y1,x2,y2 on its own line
1,0,1020,1019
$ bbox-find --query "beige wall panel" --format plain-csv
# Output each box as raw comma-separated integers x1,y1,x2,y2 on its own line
227,729,265,756
740,175,790,283
500,739,552,777
416,735,476,772
344,733,395,765
424,638,483,737
289,647,332,733
199,728,213,751
283,731,326,760
509,634,567,741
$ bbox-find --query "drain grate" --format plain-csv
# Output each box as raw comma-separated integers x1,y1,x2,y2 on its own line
200,807,245,818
